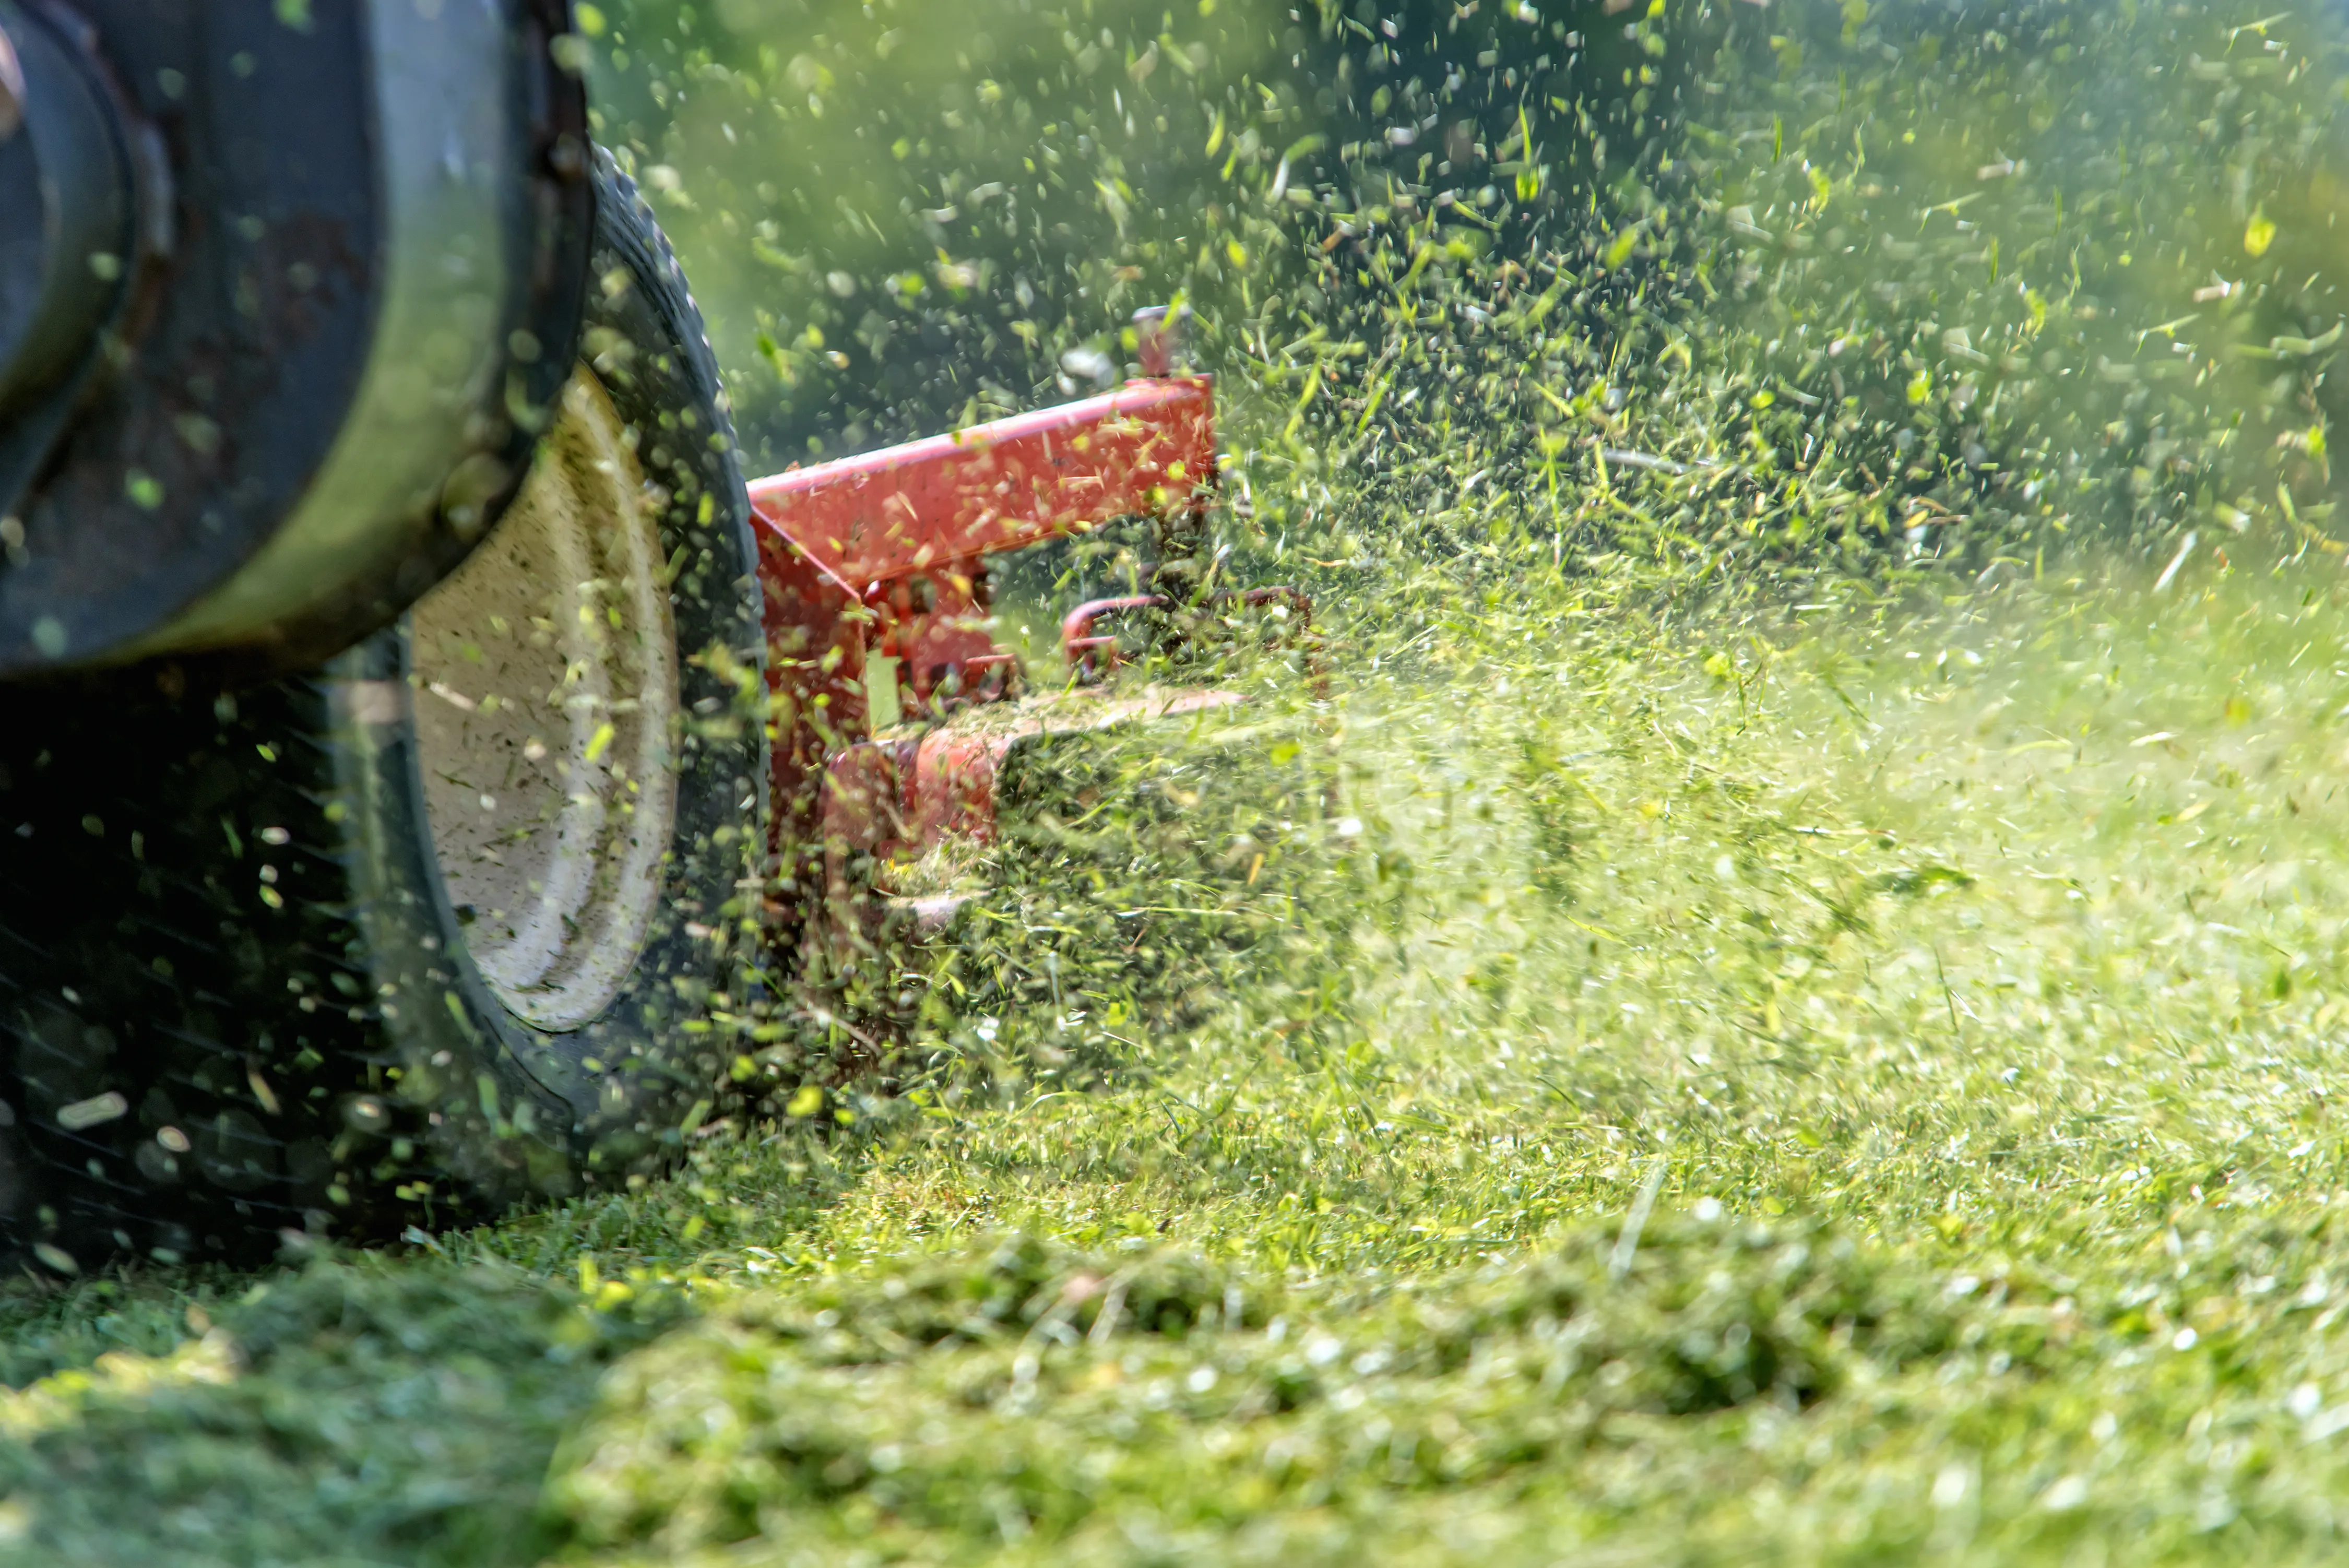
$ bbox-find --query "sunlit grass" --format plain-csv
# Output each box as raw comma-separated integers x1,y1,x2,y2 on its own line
526,555,2349,1565
17,557,2349,1562
18,0,2349,1550
531,558,2349,1565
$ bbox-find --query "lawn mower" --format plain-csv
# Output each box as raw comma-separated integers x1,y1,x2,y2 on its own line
0,2,1310,1268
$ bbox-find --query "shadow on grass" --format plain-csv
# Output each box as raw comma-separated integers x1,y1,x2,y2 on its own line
0,1125,881,1567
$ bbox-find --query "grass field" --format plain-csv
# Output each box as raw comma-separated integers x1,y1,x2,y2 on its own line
10,551,2349,1563
4,0,2343,1558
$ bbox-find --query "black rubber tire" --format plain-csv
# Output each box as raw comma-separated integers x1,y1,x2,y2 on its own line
0,152,768,1269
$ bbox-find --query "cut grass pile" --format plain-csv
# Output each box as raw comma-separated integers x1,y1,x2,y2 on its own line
15,557,2349,1563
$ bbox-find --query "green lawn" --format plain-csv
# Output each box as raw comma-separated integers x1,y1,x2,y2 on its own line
10,0,2349,1558
12,556,2349,1563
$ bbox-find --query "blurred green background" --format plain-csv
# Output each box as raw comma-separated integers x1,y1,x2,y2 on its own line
582,0,2349,582
576,0,1644,463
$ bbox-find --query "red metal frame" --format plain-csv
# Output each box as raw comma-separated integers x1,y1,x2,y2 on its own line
751,372,1220,886
749,376,1216,589
752,374,1216,714
750,333,1326,956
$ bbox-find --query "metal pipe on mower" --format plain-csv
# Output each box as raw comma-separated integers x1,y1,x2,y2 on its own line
743,312,1314,957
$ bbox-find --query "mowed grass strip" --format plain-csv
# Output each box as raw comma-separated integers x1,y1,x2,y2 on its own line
11,563,2349,1563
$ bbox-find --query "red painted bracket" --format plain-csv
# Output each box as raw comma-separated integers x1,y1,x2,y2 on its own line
748,376,1215,589
752,372,1219,887
751,337,1321,952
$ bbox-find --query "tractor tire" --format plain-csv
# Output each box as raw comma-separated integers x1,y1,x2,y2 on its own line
0,151,768,1269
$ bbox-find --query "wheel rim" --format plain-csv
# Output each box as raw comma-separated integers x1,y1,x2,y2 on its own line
410,365,682,1032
